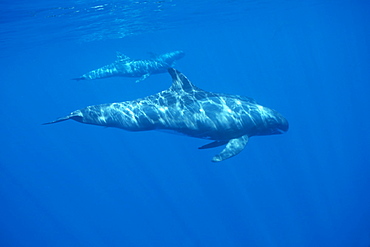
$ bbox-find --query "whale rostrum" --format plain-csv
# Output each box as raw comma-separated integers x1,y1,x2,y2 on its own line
46,68,288,162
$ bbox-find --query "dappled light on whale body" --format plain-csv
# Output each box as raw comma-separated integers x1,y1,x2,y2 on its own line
45,68,288,162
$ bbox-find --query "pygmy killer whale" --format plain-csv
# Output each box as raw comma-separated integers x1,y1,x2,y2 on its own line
73,50,185,83
46,69,288,162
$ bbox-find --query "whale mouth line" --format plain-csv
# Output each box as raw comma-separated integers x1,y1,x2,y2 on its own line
278,129,287,134
278,124,289,134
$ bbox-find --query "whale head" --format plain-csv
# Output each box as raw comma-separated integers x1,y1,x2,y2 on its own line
160,50,185,64
259,107,289,135
171,50,185,60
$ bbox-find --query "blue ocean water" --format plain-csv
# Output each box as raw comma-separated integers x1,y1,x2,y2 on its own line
1,0,370,246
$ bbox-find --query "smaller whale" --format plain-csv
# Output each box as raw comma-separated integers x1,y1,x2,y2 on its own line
46,68,288,162
73,50,185,83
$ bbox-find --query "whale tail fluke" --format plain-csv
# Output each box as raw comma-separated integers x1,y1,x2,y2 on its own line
43,110,83,125
72,77,86,81
42,115,72,125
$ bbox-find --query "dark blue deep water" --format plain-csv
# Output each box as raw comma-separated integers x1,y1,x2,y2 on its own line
1,0,370,246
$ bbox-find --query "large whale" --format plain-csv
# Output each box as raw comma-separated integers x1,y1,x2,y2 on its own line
73,50,185,83
45,69,288,162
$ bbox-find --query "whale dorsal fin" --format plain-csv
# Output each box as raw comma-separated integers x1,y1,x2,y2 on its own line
116,52,130,62
148,52,159,59
212,135,249,162
168,68,201,93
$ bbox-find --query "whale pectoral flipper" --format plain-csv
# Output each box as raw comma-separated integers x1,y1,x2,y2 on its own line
199,140,229,149
212,135,249,162
135,73,150,83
